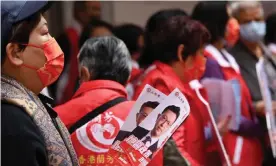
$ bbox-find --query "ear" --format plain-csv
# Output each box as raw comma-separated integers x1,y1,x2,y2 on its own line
177,44,185,63
80,66,91,83
157,113,161,119
6,43,24,66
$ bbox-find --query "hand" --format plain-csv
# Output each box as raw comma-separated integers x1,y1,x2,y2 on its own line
255,100,276,116
255,100,265,116
217,116,232,136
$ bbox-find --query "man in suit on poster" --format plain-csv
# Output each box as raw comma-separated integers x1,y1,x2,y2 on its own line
131,105,180,158
114,101,160,142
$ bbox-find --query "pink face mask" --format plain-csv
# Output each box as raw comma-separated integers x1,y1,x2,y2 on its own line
21,38,64,87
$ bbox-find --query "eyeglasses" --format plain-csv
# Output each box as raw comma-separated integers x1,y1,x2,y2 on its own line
138,112,148,117
159,114,173,127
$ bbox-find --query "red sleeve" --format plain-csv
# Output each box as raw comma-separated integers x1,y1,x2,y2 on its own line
133,75,172,100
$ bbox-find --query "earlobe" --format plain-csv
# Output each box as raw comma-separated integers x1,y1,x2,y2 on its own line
6,43,23,66
80,66,91,82
177,44,185,62
157,114,161,119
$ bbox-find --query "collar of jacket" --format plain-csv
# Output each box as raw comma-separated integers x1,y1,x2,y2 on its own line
73,80,128,98
205,44,240,73
153,61,193,98
1,74,79,166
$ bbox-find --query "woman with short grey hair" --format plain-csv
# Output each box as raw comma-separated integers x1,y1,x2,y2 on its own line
55,36,135,166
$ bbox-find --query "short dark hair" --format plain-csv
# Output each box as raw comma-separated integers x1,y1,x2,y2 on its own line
1,9,48,63
73,1,86,19
192,1,229,43
140,101,160,112
79,36,132,85
145,9,188,34
265,13,276,44
139,9,188,68
162,105,181,123
79,19,113,48
149,16,209,64
114,24,143,55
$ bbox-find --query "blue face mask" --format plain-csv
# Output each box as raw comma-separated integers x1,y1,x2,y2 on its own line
240,21,266,42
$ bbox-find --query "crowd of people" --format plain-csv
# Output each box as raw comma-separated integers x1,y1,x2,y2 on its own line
2,1,276,166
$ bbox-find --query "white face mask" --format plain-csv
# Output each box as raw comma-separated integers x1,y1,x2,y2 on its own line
239,21,266,42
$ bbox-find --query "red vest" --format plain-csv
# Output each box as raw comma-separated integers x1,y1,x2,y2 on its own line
55,80,134,166
189,80,223,166
133,61,208,166
205,45,263,166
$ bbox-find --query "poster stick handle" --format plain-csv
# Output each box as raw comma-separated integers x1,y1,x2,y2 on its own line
195,89,232,166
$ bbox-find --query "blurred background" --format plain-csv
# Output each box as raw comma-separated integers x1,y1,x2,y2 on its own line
43,1,276,107
45,1,276,38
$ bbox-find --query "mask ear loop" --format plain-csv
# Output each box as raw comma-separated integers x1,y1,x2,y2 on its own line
22,63,40,70
18,43,42,49
15,43,42,70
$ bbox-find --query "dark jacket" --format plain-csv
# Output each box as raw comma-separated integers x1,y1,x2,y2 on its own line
114,126,158,159
2,102,47,166
114,130,131,142
132,126,159,159
228,40,264,102
2,94,75,166
229,40,276,165
163,138,190,166
1,75,79,166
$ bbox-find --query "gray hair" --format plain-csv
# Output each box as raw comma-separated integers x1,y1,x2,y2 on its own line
79,36,132,85
230,1,264,19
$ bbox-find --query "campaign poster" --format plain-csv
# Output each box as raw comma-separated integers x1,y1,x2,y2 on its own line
109,84,166,165
256,57,276,158
119,88,190,166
